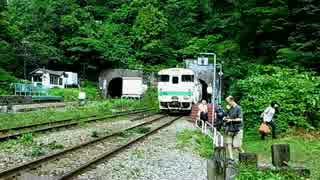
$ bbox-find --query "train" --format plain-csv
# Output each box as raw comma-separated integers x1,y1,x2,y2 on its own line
157,68,203,112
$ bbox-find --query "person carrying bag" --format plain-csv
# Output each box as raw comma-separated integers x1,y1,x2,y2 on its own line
259,122,271,134
260,101,279,140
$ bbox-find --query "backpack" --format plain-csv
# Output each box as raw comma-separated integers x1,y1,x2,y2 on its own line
215,108,225,130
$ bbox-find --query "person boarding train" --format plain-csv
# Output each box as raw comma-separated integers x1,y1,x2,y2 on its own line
198,99,209,122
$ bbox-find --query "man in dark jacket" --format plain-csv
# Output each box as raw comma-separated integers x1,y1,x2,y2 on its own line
224,96,244,160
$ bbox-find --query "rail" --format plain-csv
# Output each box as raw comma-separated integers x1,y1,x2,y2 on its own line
58,115,182,180
0,108,154,141
0,114,179,179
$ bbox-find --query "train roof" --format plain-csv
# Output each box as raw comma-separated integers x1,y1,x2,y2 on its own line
158,68,195,75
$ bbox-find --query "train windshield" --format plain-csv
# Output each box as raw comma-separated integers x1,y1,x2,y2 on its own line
182,75,194,82
172,77,179,84
159,75,169,82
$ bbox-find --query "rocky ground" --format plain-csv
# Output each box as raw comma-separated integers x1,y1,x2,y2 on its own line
0,113,161,171
76,117,207,180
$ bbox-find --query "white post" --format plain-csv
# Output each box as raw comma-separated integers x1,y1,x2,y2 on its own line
199,52,217,155
218,64,223,105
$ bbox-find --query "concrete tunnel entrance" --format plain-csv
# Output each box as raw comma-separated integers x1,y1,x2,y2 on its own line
108,77,122,98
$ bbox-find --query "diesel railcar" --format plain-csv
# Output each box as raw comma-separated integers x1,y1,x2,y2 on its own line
157,68,202,112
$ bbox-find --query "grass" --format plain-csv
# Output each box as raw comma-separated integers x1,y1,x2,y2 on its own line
243,131,320,179
48,81,100,101
177,129,213,158
0,99,150,130
176,129,320,179
237,165,310,180
48,87,99,101
120,127,151,138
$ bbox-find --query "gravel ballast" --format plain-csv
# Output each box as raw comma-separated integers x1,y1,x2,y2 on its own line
76,118,207,180
0,114,162,171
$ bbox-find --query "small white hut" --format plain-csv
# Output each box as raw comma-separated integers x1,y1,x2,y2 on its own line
30,68,78,88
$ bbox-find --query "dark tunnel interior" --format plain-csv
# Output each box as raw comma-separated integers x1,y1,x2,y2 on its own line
107,77,123,98
199,79,209,103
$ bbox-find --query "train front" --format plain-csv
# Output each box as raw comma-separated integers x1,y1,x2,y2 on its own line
157,68,197,112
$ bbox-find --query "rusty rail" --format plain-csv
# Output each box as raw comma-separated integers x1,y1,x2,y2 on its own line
0,114,169,179
57,115,183,180
0,108,153,141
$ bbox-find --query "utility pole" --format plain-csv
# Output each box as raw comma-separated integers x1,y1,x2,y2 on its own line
21,40,30,80
217,64,223,105
199,52,217,122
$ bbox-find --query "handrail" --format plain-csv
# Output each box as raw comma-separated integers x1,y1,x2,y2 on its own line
195,119,224,147
13,83,48,96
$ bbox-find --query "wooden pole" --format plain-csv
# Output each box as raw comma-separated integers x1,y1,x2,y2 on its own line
271,144,290,167
207,147,225,180
239,153,257,166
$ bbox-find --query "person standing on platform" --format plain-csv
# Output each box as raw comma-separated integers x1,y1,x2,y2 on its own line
214,105,225,131
198,99,209,122
224,96,244,160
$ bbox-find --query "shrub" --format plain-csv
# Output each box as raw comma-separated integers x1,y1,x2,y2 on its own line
48,81,100,101
31,145,45,157
237,165,305,180
229,65,320,132
177,129,213,158
141,87,158,109
0,68,16,95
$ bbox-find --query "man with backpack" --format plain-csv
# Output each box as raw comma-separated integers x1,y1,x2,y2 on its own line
224,96,244,160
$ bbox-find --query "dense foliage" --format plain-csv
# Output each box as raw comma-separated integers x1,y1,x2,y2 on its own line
49,81,99,101
240,0,320,71
230,65,320,131
237,165,306,180
0,0,239,77
0,0,319,129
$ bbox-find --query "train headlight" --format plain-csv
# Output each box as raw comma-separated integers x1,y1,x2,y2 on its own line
171,96,179,101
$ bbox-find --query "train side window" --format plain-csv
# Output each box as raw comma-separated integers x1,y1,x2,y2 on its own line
182,75,194,82
172,76,179,84
159,75,169,82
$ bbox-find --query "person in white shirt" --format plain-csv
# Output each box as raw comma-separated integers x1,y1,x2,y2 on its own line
198,99,208,122
261,101,279,140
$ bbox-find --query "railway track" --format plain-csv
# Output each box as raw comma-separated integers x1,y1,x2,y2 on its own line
0,114,182,180
0,108,153,141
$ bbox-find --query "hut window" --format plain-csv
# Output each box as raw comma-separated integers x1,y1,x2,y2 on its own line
50,75,59,85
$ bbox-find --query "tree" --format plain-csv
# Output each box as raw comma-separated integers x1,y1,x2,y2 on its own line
132,4,168,45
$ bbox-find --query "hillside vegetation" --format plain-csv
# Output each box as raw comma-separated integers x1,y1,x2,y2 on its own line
0,1,319,179
0,1,319,129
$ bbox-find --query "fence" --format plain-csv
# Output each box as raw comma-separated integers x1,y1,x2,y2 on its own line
13,83,48,96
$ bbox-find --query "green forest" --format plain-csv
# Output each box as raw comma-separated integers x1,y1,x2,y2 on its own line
0,0,320,179
1,0,319,130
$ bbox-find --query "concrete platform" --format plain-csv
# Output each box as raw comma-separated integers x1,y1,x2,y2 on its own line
0,102,76,113
32,96,63,102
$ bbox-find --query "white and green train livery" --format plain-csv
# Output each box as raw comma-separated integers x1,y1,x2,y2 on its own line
157,68,202,111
